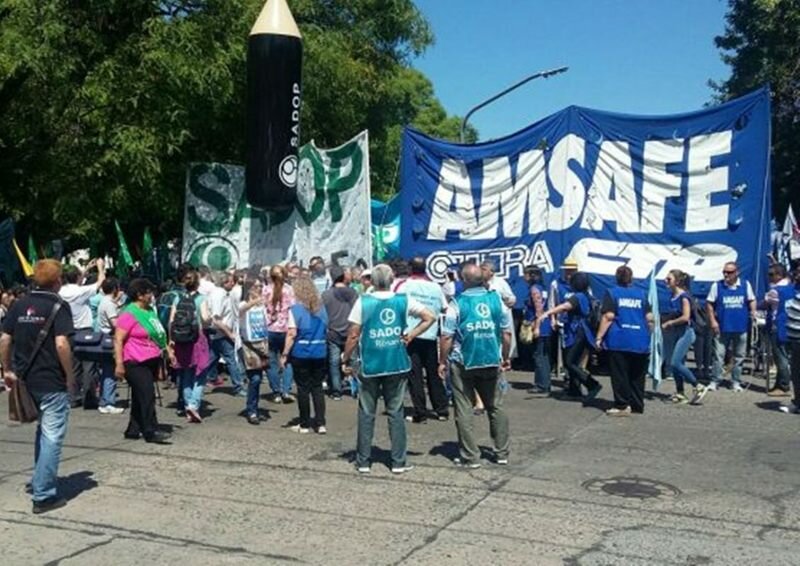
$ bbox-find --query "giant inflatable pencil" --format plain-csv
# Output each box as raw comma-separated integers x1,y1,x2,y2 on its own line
246,0,302,210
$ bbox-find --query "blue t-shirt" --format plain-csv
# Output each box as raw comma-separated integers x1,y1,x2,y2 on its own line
397,277,445,341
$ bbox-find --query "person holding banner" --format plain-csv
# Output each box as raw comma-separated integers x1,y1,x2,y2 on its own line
765,264,793,396
439,263,512,468
705,262,756,392
342,264,435,474
525,267,551,395
538,272,602,403
594,266,652,416
114,278,171,443
663,270,709,405
549,259,579,395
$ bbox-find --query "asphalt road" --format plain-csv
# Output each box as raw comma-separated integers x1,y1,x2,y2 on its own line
1,371,798,565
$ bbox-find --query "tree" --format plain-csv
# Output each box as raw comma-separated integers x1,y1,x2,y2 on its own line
711,0,800,217
0,0,470,247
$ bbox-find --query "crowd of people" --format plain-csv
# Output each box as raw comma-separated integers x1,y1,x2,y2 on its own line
1,252,799,514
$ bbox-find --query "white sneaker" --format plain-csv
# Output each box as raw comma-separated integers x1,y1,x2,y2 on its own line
690,384,709,405
453,458,481,469
732,383,744,392
289,425,310,434
316,426,327,435
356,466,371,474
779,402,799,414
391,465,414,474
496,458,509,465
706,382,718,392
98,406,125,415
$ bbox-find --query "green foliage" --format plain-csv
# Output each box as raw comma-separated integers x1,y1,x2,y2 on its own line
0,0,469,247
711,0,800,217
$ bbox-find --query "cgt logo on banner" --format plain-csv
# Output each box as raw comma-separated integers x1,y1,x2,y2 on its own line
400,88,771,300
182,131,373,270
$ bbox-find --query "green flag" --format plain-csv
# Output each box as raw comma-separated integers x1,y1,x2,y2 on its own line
115,220,134,272
27,234,38,264
143,227,153,258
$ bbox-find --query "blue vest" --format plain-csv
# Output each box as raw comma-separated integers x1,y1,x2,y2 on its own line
714,281,749,334
529,284,551,337
563,292,590,348
456,290,504,369
359,294,411,378
773,283,794,343
604,286,649,354
289,304,328,359
555,279,572,316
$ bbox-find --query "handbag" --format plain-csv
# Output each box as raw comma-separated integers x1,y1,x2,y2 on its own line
8,301,63,423
519,320,535,344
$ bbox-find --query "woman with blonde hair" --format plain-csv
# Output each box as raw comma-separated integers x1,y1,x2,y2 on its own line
281,277,329,433
263,265,295,402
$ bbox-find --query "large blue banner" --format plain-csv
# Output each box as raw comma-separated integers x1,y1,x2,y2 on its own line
400,88,771,301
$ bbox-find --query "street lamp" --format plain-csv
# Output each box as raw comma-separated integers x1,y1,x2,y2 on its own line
459,66,569,143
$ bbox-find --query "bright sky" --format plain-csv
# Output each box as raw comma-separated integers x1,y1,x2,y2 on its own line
413,0,731,141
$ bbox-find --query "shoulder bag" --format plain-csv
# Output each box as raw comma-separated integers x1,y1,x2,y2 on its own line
8,301,63,423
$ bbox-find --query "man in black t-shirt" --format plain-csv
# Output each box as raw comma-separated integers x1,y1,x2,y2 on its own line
0,259,75,514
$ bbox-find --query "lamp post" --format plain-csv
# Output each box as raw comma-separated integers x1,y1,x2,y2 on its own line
459,66,569,143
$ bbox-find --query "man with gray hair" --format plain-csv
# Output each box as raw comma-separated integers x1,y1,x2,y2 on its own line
342,264,436,474
439,263,512,468
206,271,245,396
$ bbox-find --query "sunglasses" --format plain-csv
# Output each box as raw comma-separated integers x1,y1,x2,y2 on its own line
723,270,736,275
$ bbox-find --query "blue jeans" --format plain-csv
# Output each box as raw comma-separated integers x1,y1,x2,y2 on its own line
327,340,343,396
533,335,551,391
267,332,294,395
671,326,697,392
712,331,746,384
246,369,263,416
356,374,408,469
771,334,791,390
99,358,117,407
30,391,70,502
210,337,244,392
179,367,206,412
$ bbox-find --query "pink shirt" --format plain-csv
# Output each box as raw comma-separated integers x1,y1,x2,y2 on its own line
117,312,163,363
263,284,295,333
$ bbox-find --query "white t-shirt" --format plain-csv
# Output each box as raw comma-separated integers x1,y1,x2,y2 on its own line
706,279,756,304
96,295,120,334
207,286,236,337
198,277,216,296
59,283,98,329
396,277,446,340
488,276,516,308
348,291,429,326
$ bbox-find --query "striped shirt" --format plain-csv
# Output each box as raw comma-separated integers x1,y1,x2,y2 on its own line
785,293,800,341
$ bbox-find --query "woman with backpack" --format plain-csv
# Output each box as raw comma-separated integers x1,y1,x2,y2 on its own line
264,265,295,403
663,269,709,405
537,272,602,402
239,279,270,425
280,277,329,434
113,278,170,444
594,266,652,416
167,271,211,423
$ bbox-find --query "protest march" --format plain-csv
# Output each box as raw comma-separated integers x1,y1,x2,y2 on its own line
0,2,799,564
